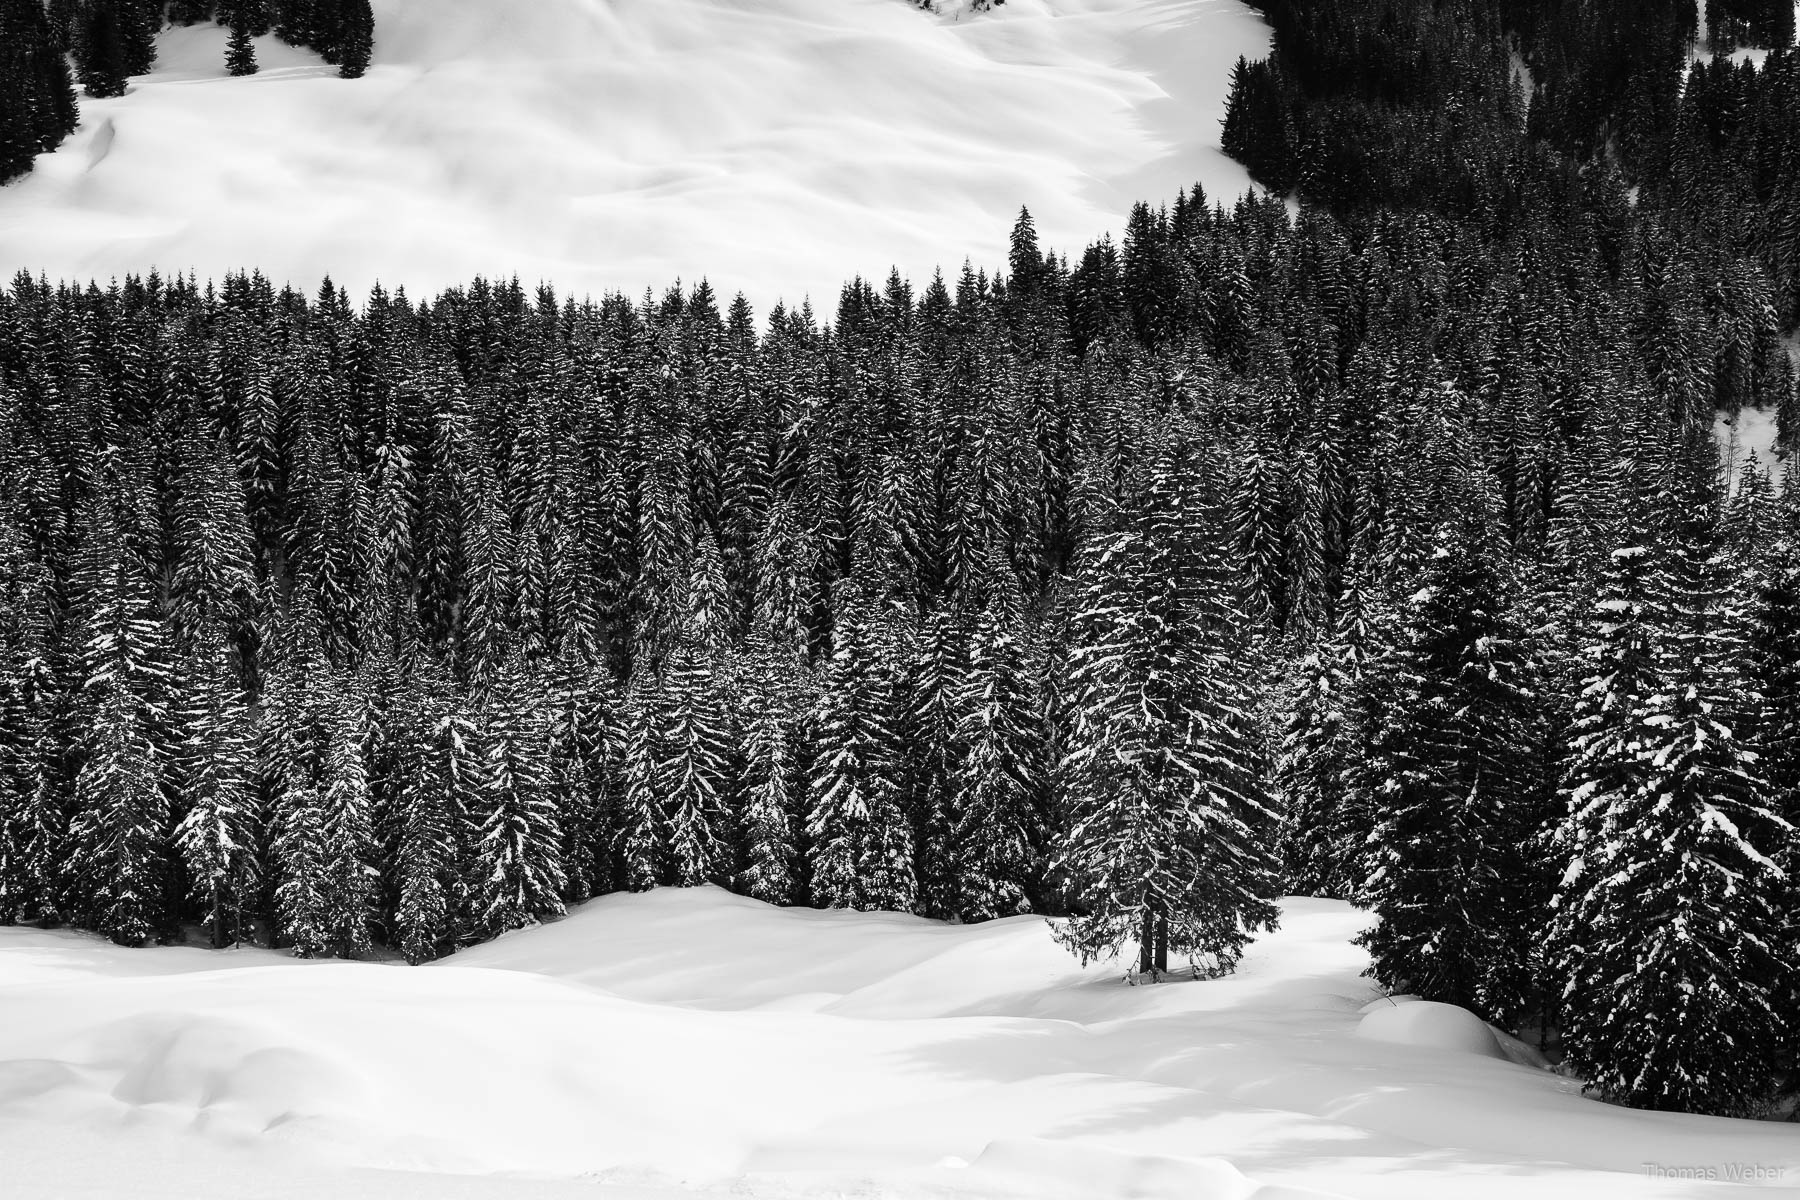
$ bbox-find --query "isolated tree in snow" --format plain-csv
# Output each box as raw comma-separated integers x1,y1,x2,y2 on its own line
1051,441,1281,979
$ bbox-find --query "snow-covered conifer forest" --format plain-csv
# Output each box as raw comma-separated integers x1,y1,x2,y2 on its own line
1,0,1799,1197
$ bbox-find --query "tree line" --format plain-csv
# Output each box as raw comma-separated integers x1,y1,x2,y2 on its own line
2,177,1798,1114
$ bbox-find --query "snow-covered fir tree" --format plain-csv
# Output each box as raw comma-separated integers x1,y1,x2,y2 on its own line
1274,564,1374,900
1548,520,1795,1116
64,495,176,945
1354,483,1551,1028
388,668,464,964
658,637,736,889
0,513,61,925
466,662,566,936
1052,440,1280,979
173,622,260,948
738,647,810,899
947,570,1040,922
806,582,916,912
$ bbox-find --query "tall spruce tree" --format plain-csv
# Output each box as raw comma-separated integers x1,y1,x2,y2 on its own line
173,622,260,948
806,583,915,912
466,664,565,936
0,515,61,924
1354,485,1551,1028
1549,525,1795,1116
1051,441,1280,979
226,10,258,76
946,573,1040,922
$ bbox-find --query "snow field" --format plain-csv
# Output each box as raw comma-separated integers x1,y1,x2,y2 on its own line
0,0,1271,315
2,890,1798,1200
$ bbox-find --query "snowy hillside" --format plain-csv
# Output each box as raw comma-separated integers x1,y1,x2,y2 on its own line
2,892,1796,1200
0,0,1270,312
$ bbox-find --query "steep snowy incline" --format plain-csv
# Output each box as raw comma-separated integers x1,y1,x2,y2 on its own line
0,0,1270,312
3,891,1799,1200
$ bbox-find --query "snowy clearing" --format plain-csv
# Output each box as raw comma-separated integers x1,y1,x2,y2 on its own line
2,891,1797,1200
0,0,1270,313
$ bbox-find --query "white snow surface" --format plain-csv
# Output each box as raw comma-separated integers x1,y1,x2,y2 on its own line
0,0,1270,313
3,891,1799,1200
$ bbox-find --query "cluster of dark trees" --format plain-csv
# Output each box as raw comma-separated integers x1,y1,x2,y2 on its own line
1210,0,1800,1119
0,0,374,181
0,0,80,184
1706,0,1796,51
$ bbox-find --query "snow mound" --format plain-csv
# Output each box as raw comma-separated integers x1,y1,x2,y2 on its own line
0,0,1271,313
5,894,1800,1200
1354,1000,1504,1059
443,884,1083,1019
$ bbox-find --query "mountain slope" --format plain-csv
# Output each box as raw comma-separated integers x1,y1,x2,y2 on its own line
0,0,1270,310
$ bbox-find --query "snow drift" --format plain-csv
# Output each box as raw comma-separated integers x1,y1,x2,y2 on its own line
0,0,1272,313
3,891,1798,1200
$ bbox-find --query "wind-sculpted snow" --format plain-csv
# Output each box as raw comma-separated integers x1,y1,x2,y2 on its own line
0,0,1270,314
2,892,1798,1200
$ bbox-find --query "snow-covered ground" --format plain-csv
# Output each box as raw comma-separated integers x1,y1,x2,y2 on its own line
0,0,1270,313
2,890,1797,1200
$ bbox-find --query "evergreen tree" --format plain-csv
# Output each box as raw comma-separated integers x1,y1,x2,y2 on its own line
226,11,258,76
1354,489,1551,1028
0,516,61,924
65,497,176,945
658,638,735,889
1052,443,1280,979
738,679,801,905
1549,529,1794,1116
336,0,374,79
466,664,566,935
806,584,915,912
75,1,130,102
67,686,167,945
946,577,1040,922
616,669,667,891
173,623,260,947
387,675,462,962
311,697,379,957
0,0,81,183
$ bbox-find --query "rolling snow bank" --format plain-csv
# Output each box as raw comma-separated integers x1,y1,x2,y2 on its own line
1354,998,1503,1059
3,893,1800,1200
0,0,1270,314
